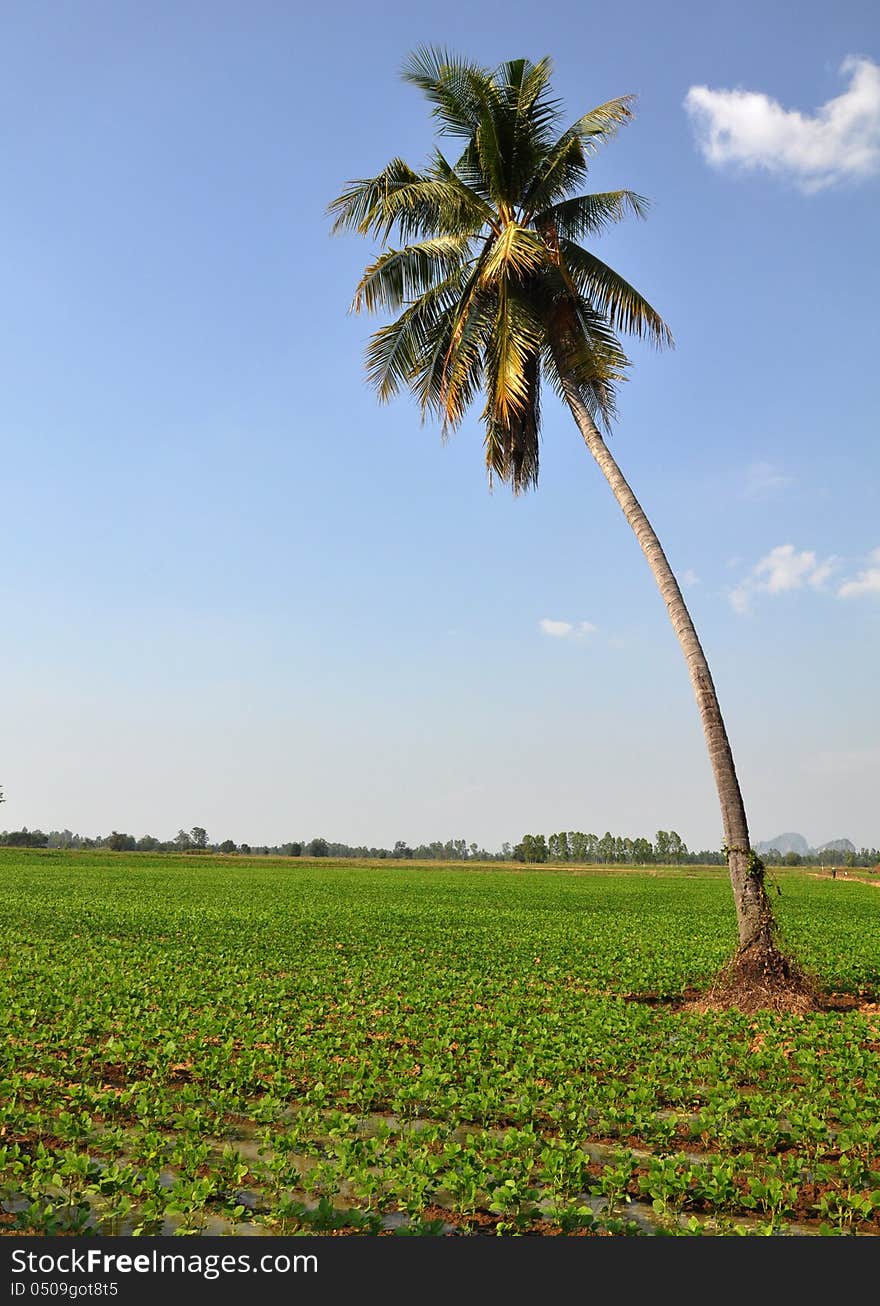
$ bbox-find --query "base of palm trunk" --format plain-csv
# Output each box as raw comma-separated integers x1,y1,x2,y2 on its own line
702,936,821,1013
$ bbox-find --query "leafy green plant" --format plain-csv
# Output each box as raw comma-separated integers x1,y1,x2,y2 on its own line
2,849,879,1236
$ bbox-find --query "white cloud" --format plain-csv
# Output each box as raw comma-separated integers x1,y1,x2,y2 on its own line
838,547,880,598
755,544,824,593
729,583,751,615
682,568,700,587
684,56,880,190
729,544,835,613
743,460,793,499
808,559,836,590
539,618,597,641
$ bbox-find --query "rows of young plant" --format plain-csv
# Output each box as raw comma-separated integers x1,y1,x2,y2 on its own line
1,850,879,1235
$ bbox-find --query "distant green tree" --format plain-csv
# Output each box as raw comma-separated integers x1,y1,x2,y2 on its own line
106,831,136,852
548,832,570,861
219,839,236,854
47,830,77,849
173,829,192,850
0,828,48,847
598,832,616,864
444,839,468,860
284,842,302,857
190,827,208,850
308,837,329,857
520,834,548,863
667,830,688,864
137,835,160,852
239,842,251,855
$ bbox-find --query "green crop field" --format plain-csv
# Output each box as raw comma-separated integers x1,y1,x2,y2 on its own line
2,849,879,1236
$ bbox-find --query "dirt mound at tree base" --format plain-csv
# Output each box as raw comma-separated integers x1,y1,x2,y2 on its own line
687,941,824,1014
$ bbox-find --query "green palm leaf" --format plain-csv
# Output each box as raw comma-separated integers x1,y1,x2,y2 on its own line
353,236,475,314
561,240,673,347
401,48,495,140
479,223,548,286
539,190,650,241
364,276,463,402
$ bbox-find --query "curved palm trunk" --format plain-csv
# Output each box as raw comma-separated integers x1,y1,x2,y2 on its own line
553,357,775,954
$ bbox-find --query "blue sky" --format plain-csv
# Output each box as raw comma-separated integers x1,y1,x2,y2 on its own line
1,0,878,851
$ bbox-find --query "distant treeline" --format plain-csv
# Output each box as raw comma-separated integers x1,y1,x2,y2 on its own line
1,825,877,867
754,846,879,868
0,828,502,860
514,830,880,868
515,830,696,863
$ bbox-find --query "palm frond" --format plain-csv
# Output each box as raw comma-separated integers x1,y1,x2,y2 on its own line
328,159,422,234
402,47,495,139
521,97,636,213
561,240,673,347
328,161,491,241
484,286,544,427
412,233,499,422
538,190,650,241
563,96,637,153
352,235,474,314
417,287,496,431
479,223,548,287
544,297,629,431
506,55,559,137
449,141,492,202
430,148,494,215
520,135,589,215
363,275,464,402
474,102,510,208
483,346,541,492
506,57,560,199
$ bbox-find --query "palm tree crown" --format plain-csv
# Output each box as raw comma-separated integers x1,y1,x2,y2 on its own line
328,49,672,493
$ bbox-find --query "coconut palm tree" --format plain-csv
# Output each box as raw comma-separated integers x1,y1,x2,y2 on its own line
329,50,800,997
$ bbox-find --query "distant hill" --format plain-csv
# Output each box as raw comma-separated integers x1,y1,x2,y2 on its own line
755,832,811,857
755,832,855,857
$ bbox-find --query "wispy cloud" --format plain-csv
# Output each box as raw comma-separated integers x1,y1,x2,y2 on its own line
838,547,880,598
801,746,880,777
730,544,835,613
684,56,880,191
743,460,793,499
539,618,597,641
682,568,700,588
